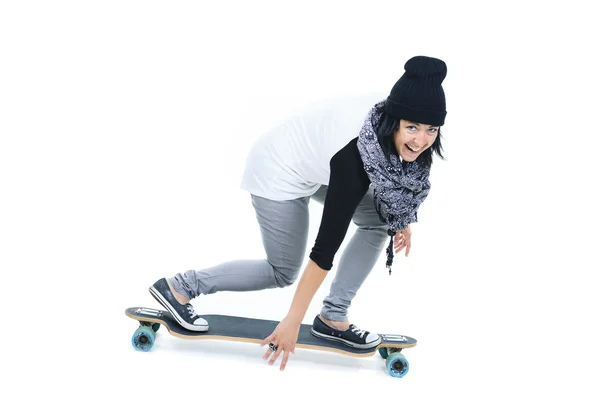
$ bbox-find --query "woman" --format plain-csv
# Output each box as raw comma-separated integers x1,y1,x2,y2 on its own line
148,55,448,371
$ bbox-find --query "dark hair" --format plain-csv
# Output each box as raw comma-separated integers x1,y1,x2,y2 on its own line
371,101,445,169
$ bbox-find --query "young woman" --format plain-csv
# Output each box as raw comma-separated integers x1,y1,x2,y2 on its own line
148,55,448,371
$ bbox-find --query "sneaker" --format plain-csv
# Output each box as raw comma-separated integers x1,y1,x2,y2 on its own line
148,278,209,331
310,315,381,349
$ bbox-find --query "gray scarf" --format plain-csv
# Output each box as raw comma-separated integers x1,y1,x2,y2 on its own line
357,102,431,274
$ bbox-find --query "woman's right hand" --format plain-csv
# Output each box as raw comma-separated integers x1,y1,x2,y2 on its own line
394,224,412,256
259,316,301,371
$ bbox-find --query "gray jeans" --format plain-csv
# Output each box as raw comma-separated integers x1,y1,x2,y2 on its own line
169,185,388,322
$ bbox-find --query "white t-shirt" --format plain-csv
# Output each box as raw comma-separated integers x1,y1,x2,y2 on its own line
240,93,386,201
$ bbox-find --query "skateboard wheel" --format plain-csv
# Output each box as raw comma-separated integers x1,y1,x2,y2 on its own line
385,352,409,378
132,326,155,352
139,321,160,332
379,347,402,359
378,347,388,359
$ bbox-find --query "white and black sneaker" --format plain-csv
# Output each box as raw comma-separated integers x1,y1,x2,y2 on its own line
149,278,208,331
310,315,381,349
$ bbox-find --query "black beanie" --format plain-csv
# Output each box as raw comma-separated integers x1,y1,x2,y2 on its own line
384,56,447,126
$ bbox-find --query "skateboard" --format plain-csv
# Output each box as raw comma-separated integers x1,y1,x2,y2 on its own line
125,306,417,378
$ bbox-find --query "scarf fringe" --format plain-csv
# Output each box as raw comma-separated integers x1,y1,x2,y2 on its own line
386,230,395,275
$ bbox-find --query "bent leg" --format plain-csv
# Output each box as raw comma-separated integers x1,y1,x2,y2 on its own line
169,194,311,299
317,187,388,322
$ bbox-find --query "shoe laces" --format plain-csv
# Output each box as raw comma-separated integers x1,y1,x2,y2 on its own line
186,304,198,318
351,325,366,338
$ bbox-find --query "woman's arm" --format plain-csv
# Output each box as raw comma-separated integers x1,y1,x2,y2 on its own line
287,137,370,322
260,137,370,370
285,258,328,324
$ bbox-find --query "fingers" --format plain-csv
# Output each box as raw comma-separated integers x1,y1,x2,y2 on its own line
261,332,276,361
394,232,403,245
263,348,278,363
260,320,299,371
268,344,283,366
394,231,412,256
262,341,292,371
261,336,294,371
272,346,294,371
395,234,406,253
259,334,273,348
280,349,290,371
262,339,277,360
394,234,402,245
399,238,411,256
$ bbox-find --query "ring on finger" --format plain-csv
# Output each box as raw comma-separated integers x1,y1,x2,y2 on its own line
269,342,278,351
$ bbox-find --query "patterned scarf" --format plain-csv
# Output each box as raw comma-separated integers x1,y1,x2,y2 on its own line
357,102,431,274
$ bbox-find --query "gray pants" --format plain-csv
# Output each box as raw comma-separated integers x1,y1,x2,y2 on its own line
169,185,388,322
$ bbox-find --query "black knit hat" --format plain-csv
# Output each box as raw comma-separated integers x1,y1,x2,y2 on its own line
385,56,447,126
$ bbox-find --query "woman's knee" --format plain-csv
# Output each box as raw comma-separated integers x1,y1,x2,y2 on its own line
270,261,301,288
356,220,388,235
354,223,389,248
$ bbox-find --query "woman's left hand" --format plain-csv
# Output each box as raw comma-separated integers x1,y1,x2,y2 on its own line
394,225,411,256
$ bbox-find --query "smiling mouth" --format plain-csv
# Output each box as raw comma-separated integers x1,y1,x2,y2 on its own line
405,144,422,153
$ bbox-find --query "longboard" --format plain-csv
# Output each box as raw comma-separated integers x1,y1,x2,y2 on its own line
125,306,416,378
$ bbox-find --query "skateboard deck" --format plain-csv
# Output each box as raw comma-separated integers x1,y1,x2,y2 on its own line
125,306,416,378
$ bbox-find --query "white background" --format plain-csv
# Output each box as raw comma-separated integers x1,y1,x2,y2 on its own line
1,0,599,398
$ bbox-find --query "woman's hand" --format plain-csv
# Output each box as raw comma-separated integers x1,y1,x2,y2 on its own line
394,225,412,256
259,316,301,371
259,258,328,371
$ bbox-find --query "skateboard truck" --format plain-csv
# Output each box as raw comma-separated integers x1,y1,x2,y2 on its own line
380,334,409,342
135,307,163,318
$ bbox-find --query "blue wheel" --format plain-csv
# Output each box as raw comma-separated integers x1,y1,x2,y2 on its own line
140,321,160,332
380,347,403,358
132,326,155,352
386,352,409,378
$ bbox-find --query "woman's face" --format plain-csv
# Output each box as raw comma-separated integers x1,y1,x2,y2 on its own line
394,119,439,162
